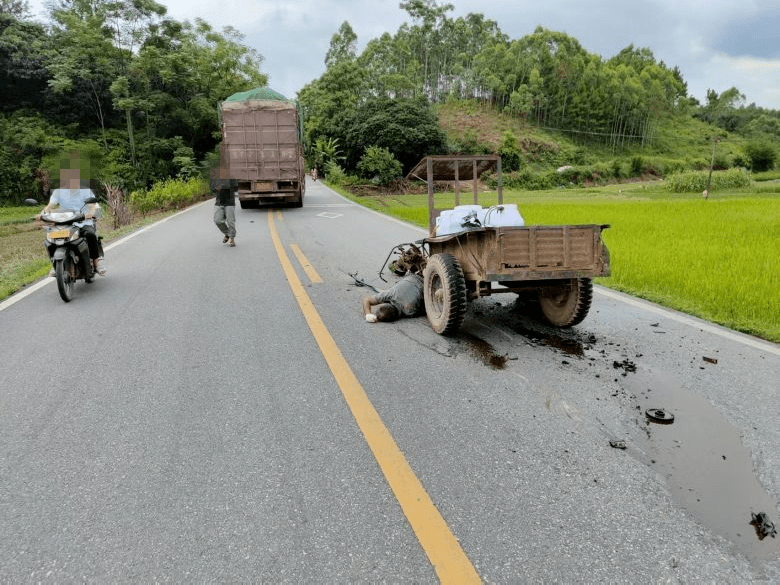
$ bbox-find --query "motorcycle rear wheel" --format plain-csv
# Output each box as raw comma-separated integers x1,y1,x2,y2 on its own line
55,257,74,302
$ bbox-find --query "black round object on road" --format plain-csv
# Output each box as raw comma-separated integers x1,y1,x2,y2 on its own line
646,408,675,424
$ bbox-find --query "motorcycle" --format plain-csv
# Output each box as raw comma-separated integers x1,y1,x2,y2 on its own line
40,198,104,302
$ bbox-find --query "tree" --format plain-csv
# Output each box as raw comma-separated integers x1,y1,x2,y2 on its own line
399,0,454,100
343,96,446,173
312,136,344,172
46,0,125,146
0,0,30,18
0,12,50,112
298,59,367,158
325,21,357,68
698,86,746,129
744,114,780,139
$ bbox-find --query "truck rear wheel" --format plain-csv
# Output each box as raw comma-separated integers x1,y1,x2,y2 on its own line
538,278,593,327
423,253,467,335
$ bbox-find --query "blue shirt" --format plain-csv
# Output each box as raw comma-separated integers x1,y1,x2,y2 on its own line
47,188,96,227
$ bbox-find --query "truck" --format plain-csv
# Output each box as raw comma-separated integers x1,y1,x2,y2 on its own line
218,87,305,208
388,155,611,335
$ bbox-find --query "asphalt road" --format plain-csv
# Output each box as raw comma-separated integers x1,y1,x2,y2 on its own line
1,178,778,582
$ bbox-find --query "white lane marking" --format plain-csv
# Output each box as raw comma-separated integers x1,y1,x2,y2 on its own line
316,212,343,219
304,204,354,208
0,278,52,310
594,286,780,356
0,202,208,313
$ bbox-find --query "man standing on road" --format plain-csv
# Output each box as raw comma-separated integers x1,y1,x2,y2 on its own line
211,166,237,247
362,273,424,322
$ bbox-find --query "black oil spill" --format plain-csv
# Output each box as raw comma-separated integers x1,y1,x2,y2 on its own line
621,367,779,564
509,323,588,357
456,333,507,369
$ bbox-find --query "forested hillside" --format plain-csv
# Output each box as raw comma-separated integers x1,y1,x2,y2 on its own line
2,0,778,206
0,0,266,204
299,1,779,184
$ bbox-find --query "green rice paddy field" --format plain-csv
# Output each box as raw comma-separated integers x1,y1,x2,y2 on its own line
345,184,780,343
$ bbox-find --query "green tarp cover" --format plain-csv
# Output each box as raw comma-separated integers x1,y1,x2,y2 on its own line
223,87,290,103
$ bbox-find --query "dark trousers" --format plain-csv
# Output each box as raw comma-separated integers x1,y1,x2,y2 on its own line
80,225,100,259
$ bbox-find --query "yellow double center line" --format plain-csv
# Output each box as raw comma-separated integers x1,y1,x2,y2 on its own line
268,212,480,584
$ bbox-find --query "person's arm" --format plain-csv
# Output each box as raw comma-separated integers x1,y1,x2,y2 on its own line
42,191,58,214
362,295,379,322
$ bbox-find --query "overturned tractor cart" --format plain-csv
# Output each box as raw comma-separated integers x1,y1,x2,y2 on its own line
396,155,611,335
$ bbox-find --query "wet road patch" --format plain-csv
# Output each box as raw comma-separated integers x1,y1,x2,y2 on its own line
621,367,780,564
453,333,508,369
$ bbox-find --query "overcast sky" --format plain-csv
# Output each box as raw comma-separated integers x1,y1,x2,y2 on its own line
28,0,780,109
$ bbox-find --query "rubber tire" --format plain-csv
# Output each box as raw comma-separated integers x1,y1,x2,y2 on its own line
55,256,74,302
423,253,468,335
538,278,593,327
239,200,259,209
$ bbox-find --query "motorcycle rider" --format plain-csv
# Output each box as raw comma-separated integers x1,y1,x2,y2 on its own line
42,167,106,276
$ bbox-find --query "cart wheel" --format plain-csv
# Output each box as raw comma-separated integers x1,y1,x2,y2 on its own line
423,253,467,335
538,278,593,327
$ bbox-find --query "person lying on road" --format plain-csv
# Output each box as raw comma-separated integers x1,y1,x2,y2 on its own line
362,273,424,323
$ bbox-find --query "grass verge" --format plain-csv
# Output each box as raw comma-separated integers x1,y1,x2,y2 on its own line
0,207,191,301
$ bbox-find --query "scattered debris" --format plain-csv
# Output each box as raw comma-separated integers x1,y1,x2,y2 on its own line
344,271,380,293
750,512,777,540
609,439,627,450
612,359,637,376
646,408,675,424
702,356,718,365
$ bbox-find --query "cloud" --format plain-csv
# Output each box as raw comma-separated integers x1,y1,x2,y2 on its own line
712,15,780,59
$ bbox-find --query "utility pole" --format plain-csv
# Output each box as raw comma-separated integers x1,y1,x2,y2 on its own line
704,136,718,197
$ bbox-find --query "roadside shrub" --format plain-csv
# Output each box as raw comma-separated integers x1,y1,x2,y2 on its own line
753,170,780,182
129,176,208,215
752,182,780,194
498,130,522,172
449,128,492,155
665,168,751,193
324,161,349,185
712,154,730,171
611,160,623,179
688,157,710,171
630,156,644,176
357,146,403,185
484,169,555,191
744,141,777,172
658,159,686,176
173,145,198,179
555,166,582,185
732,153,749,168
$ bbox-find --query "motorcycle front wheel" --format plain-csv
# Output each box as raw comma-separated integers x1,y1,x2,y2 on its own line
55,257,74,302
